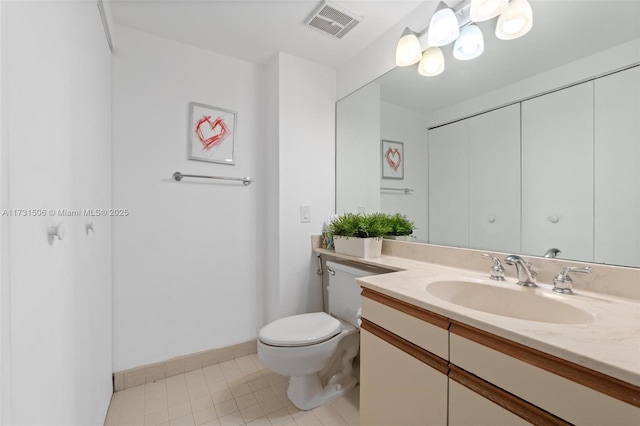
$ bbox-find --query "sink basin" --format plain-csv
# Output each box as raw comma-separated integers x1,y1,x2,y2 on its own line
426,280,594,325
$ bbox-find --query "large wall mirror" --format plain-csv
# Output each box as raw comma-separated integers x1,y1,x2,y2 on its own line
336,1,640,268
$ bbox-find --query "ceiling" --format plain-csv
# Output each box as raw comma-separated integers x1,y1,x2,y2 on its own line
110,1,640,111
376,1,640,114
110,0,427,68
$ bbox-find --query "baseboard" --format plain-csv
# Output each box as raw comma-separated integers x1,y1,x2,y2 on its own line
112,340,257,391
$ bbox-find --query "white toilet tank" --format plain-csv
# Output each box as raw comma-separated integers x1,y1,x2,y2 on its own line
326,261,388,328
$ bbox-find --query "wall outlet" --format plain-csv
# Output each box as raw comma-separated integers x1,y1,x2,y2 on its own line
300,205,311,223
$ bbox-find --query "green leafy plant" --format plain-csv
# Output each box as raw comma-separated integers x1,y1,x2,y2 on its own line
386,213,415,236
328,212,392,239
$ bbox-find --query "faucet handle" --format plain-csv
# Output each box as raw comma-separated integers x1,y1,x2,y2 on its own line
481,253,505,281
553,266,592,294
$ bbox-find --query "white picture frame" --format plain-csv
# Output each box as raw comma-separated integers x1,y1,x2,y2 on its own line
188,101,237,165
381,140,404,180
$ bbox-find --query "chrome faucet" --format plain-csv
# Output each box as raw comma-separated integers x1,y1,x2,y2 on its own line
544,248,562,258
504,255,537,287
481,253,505,281
553,266,592,294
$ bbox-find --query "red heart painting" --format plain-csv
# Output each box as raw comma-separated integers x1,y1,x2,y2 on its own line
195,115,230,151
385,147,402,171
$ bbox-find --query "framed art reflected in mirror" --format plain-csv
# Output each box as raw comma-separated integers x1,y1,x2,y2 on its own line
381,140,404,180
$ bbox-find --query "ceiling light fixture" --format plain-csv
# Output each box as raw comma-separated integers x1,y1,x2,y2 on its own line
470,0,509,22
394,0,533,77
427,2,460,47
395,27,423,66
418,47,445,76
495,0,533,40
453,24,484,60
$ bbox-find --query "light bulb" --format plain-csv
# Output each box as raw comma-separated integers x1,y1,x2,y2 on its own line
453,25,484,60
418,47,445,77
427,5,460,47
502,17,526,34
470,0,508,22
395,28,422,66
495,0,533,40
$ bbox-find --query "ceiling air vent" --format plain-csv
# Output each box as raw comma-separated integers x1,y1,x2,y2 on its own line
306,1,362,39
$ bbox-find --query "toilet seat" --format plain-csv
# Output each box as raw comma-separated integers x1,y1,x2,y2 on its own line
259,312,342,347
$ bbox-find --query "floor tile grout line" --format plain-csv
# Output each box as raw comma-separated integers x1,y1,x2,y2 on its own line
107,354,359,426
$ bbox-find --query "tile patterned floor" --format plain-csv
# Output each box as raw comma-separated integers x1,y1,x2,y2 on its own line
104,354,359,426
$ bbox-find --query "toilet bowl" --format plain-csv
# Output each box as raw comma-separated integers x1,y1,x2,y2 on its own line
257,261,385,410
257,312,359,410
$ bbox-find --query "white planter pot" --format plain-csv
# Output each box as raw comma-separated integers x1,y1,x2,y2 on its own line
383,235,412,241
333,236,383,259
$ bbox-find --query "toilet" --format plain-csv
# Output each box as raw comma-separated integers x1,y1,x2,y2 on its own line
257,260,382,410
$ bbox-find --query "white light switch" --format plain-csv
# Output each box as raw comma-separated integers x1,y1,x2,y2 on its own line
300,205,311,223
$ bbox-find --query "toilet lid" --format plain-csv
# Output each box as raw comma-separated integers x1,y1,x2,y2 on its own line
259,312,342,347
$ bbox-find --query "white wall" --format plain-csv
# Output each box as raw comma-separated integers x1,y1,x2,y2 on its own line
112,26,266,372
0,1,8,422
2,1,112,424
262,53,280,327
113,31,336,368
266,53,336,320
336,83,380,215
380,101,428,241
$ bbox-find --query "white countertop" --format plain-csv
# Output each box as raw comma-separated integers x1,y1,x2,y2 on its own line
315,248,640,387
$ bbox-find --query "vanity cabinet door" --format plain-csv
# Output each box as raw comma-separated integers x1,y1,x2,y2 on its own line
521,82,594,261
429,120,469,248
594,66,640,267
468,104,521,253
359,329,448,426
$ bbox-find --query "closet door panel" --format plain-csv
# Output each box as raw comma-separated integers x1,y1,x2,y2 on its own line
428,121,469,247
521,82,594,261
594,66,640,267
468,104,521,253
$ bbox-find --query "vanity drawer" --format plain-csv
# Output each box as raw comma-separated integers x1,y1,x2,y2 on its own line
450,329,640,425
361,289,449,360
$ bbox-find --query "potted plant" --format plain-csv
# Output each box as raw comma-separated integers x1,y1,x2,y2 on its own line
383,213,415,241
328,212,391,258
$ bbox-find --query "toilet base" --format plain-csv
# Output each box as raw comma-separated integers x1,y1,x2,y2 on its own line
286,332,360,410
288,372,358,411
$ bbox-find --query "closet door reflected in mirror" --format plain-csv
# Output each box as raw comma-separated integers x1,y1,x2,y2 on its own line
428,105,520,252
595,67,640,268
521,82,594,261
468,105,521,254
428,120,468,248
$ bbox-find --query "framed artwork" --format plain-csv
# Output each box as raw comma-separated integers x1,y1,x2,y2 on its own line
381,140,404,180
188,101,237,164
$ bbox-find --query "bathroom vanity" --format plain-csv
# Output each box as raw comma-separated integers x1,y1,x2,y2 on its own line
313,239,640,425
